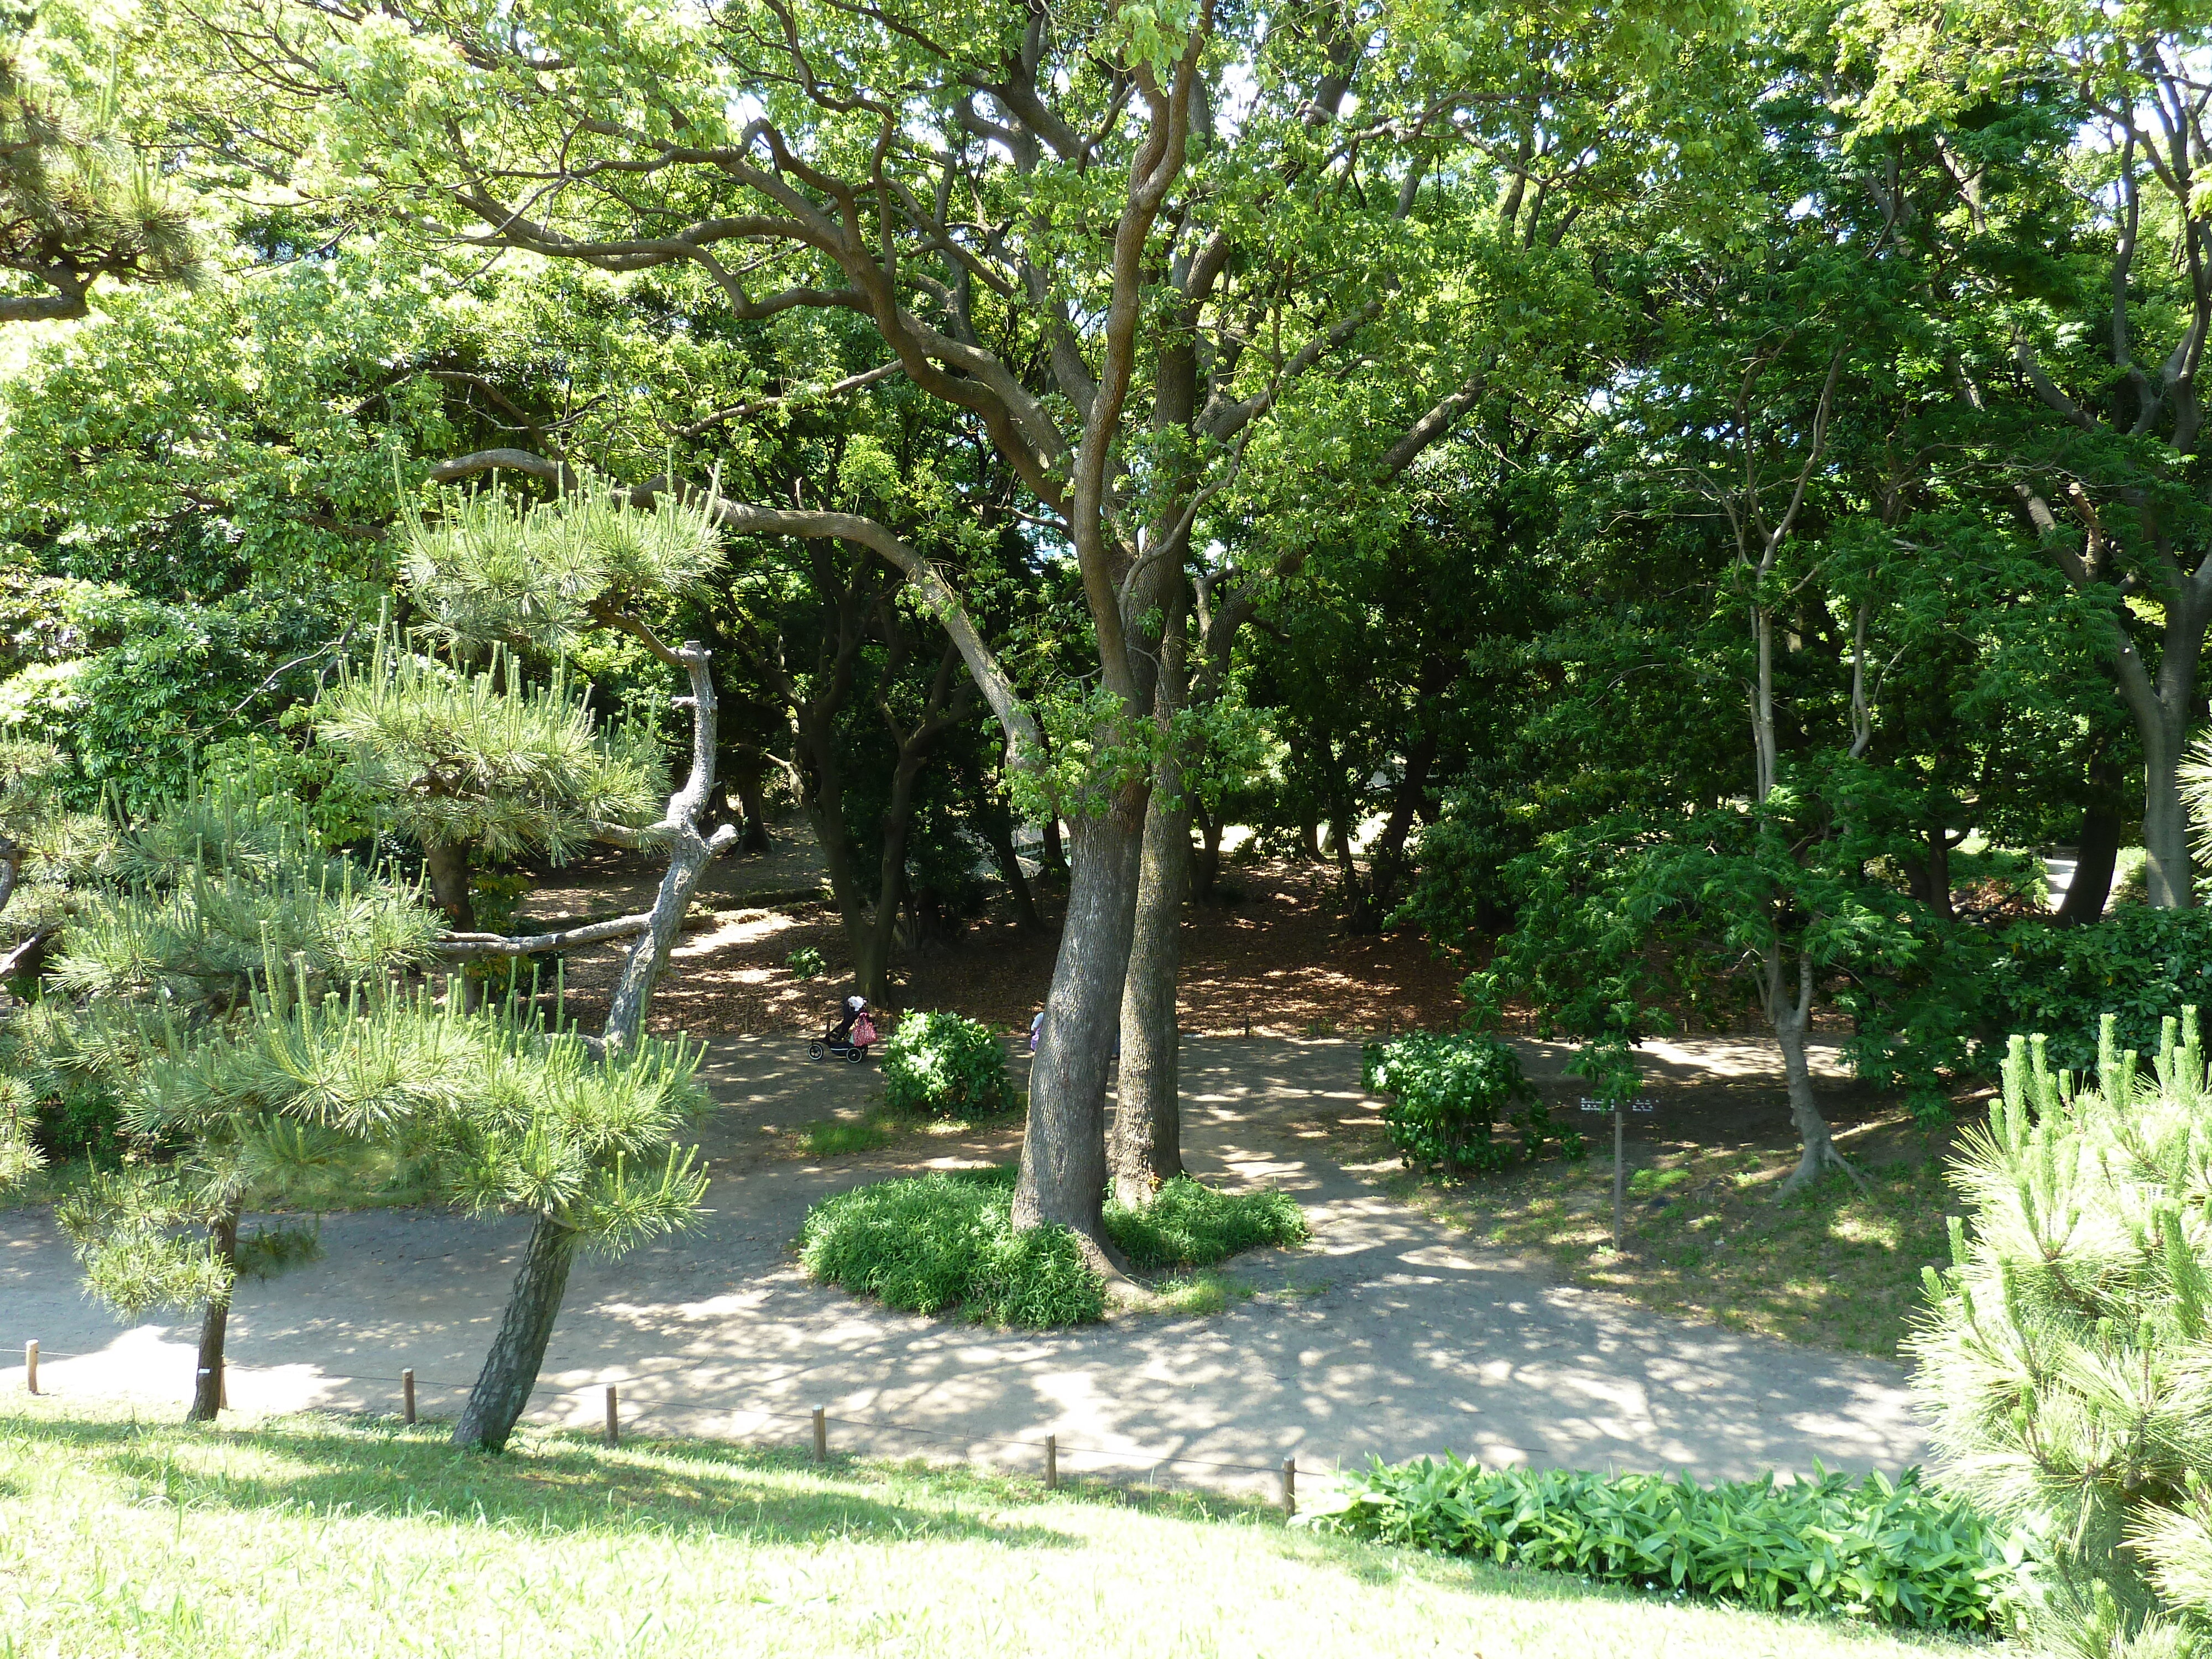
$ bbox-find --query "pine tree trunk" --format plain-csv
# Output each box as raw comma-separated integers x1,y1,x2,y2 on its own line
186,1204,241,1424
1112,754,1191,1208
450,1214,578,1452
424,839,476,930
1015,787,1146,1270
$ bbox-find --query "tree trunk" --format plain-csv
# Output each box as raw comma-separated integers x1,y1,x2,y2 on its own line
1014,787,1146,1269
977,805,1043,932
1299,818,1322,861
2056,757,2125,926
2143,713,2196,909
1111,588,1193,1207
1766,955,1855,1193
1191,803,1223,898
1924,828,1954,921
424,838,476,931
1041,815,1068,878
732,772,772,853
450,1213,578,1452
457,638,733,1452
1111,781,1191,1206
186,1204,241,1424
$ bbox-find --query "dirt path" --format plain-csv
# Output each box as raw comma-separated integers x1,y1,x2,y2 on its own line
0,1039,1921,1498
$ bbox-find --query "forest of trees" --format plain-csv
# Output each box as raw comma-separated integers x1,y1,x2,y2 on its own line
6,0,2212,1442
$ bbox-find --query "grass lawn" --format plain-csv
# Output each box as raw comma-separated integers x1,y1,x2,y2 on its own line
0,1401,1984,1659
1329,1119,1957,1359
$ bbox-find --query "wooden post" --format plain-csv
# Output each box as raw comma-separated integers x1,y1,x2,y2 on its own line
812,1405,827,1464
401,1368,416,1425
1612,1103,1625,1253
603,1385,619,1448
23,1339,35,1396
1045,1434,1058,1491
220,1361,229,1411
1281,1455,1297,1516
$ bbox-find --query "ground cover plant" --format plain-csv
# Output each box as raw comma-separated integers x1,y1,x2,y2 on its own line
0,1402,1982,1659
881,1011,1012,1119
799,1167,1309,1325
1305,1457,2028,1634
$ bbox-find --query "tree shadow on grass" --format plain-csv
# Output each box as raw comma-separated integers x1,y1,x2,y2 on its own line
8,1411,1077,1552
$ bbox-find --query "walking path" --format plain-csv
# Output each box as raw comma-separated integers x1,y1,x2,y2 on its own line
0,1039,1923,1496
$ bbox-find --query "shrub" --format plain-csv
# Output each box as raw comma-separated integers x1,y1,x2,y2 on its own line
1911,1009,2212,1655
801,1168,1306,1327
1303,1456,2027,1633
882,1010,1010,1118
1983,907,2212,1073
785,946,825,980
1104,1177,1307,1271
799,1167,1100,1327
1360,1031,1570,1173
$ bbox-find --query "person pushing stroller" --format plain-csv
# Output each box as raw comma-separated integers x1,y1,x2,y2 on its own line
809,994,877,1063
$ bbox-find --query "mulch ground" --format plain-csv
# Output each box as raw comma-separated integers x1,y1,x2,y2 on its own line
511,834,1468,1040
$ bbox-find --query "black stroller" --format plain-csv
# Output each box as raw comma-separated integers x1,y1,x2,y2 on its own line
808,995,877,1063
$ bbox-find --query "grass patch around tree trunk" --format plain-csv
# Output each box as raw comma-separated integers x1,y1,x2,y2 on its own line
797,1167,1310,1327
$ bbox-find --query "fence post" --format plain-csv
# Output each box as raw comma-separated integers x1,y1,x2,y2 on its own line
401,1368,416,1425
1045,1434,1058,1492
220,1361,229,1411
1281,1455,1296,1517
603,1385,619,1448
812,1405,827,1464
23,1339,35,1396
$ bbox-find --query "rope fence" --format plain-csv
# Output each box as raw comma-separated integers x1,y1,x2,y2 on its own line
9,1337,1401,1512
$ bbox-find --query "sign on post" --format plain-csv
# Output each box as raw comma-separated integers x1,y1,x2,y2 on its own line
1580,1097,1656,1251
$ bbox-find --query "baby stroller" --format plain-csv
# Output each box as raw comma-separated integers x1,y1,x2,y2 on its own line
809,995,877,1063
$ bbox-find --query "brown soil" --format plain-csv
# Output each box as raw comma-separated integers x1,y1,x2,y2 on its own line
510,834,1467,1039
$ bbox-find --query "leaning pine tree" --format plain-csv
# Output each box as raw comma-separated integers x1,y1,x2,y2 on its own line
379,474,739,1451
1912,1011,2212,1658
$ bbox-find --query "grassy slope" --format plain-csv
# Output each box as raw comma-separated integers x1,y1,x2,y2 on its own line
0,1403,1981,1659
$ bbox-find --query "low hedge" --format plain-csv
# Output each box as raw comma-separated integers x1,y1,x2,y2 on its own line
800,1167,1307,1327
881,1010,1011,1118
1302,1455,2030,1633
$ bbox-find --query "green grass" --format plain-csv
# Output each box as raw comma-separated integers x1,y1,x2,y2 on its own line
0,1401,1983,1659
1356,1126,1955,1358
800,1168,1311,1327
1148,1269,1256,1315
795,1118,895,1156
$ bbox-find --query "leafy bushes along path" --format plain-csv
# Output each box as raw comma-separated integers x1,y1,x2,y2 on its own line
1362,1031,1579,1174
1305,1457,2028,1634
799,1167,1308,1327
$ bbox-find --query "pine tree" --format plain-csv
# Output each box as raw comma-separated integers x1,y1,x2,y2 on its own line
0,19,199,323
313,631,667,933
1911,1012,2212,1657
382,474,737,1451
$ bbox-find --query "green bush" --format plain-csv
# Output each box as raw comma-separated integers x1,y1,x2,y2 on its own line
801,1168,1307,1327
1104,1176,1308,1271
882,1010,1010,1118
1303,1457,2028,1633
1984,907,2212,1073
1911,1010,2212,1655
798,1168,1101,1327
785,946,825,980
1360,1031,1571,1173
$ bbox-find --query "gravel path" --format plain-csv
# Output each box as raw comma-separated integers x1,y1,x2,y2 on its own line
0,1038,1923,1498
